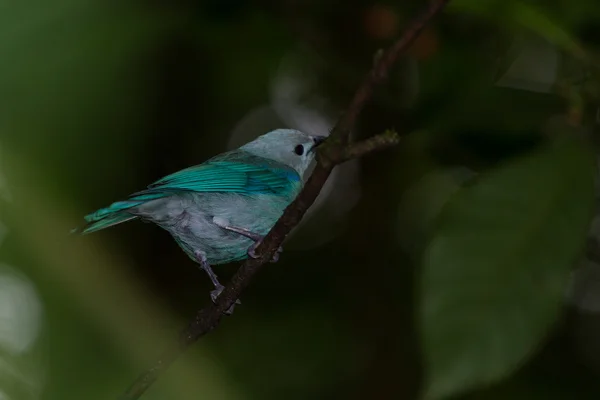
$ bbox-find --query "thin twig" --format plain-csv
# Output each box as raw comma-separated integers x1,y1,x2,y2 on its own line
323,0,452,149
334,129,401,164
118,1,450,398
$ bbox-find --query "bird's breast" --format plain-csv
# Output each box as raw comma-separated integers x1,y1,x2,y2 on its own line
147,192,291,264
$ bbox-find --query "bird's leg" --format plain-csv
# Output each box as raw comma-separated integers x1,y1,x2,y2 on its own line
194,250,222,293
212,217,283,263
194,250,240,315
217,224,263,242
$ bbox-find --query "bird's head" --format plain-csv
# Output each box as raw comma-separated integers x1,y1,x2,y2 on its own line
240,129,326,176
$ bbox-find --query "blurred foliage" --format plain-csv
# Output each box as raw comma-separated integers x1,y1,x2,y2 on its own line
1,0,600,400
421,137,596,399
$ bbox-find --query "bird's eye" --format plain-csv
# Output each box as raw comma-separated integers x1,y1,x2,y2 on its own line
294,144,305,156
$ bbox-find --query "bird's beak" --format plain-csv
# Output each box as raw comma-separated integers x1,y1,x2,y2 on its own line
309,135,327,153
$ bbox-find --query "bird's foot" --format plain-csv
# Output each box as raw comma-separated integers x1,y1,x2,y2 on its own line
195,250,240,315
247,239,283,263
210,284,241,316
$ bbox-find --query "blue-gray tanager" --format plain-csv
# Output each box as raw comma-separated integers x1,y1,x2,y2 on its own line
74,129,325,308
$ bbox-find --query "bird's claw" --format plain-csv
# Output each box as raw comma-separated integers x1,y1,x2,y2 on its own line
210,284,241,316
247,240,283,263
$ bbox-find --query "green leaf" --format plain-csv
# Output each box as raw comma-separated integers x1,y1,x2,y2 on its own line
449,0,586,59
397,168,475,256
420,137,596,400
495,33,559,93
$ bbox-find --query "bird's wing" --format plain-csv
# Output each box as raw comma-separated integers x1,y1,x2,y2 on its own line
139,150,302,196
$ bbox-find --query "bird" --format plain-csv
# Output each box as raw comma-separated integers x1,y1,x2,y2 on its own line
74,129,326,312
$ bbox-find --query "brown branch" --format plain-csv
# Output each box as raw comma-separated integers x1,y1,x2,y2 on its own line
333,129,401,164
118,1,450,399
323,0,452,149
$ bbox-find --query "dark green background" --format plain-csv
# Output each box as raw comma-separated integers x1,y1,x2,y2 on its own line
1,0,600,399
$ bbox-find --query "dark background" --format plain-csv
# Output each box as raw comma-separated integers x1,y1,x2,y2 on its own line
1,0,600,399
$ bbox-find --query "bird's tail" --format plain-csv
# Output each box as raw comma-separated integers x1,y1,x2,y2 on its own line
72,192,165,234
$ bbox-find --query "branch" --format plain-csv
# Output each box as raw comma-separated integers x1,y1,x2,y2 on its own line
118,1,450,399
324,0,452,149
333,129,401,164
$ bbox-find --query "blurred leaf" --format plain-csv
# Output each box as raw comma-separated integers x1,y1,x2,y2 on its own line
420,136,596,399
511,2,586,59
0,144,10,203
496,33,559,93
0,266,44,400
0,1,177,187
567,259,600,313
397,167,476,256
450,0,586,59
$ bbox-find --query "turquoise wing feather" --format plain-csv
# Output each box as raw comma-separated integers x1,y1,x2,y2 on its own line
142,150,301,196
78,150,301,234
